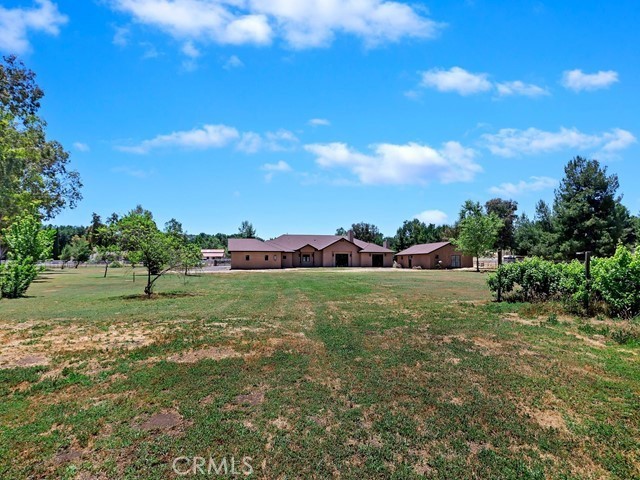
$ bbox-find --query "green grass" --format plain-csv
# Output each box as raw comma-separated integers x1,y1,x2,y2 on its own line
0,268,638,479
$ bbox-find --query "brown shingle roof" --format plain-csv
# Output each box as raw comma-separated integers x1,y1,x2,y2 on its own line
229,234,394,254
228,238,294,252
396,241,451,256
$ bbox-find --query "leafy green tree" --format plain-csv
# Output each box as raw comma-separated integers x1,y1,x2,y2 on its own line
452,202,503,272
94,224,120,277
50,225,86,259
66,236,91,268
554,156,631,259
350,222,383,245
0,56,82,229
2,213,54,262
237,220,256,239
0,214,53,298
514,200,556,257
86,213,105,247
394,219,445,251
485,198,518,251
335,227,347,236
117,210,188,296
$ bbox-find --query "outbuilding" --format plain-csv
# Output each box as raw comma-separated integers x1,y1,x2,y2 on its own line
395,242,473,269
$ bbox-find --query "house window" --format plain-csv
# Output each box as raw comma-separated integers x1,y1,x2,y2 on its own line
265,255,269,261
283,255,287,260
302,254,311,263
452,255,461,268
245,255,250,261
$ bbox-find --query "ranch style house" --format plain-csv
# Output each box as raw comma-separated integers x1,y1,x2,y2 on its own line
228,231,394,269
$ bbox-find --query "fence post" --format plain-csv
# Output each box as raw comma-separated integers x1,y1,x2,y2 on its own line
578,251,591,313
497,249,503,302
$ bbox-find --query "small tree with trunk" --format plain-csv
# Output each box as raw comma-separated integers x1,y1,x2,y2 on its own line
452,202,503,272
116,210,189,296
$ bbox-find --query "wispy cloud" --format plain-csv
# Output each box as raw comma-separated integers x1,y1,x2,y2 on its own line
112,166,156,179
419,66,548,98
305,141,481,186
117,124,240,154
237,129,299,153
561,69,619,92
489,176,557,197
414,210,448,225
0,0,67,54
118,124,298,154
420,67,492,95
223,55,244,69
108,0,443,50
495,80,549,97
262,160,292,182
113,25,130,47
482,127,636,158
73,142,90,152
308,118,331,127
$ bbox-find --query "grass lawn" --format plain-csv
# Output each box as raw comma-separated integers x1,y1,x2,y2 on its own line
0,268,638,479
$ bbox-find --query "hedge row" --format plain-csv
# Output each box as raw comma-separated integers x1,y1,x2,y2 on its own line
488,245,640,318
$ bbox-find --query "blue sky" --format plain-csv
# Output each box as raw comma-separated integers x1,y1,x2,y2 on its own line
2,0,639,239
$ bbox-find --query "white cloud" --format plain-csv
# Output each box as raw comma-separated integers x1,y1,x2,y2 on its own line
109,0,442,49
419,67,548,98
181,40,201,58
0,0,68,54
112,166,156,178
414,209,448,225
420,67,492,95
237,129,299,153
305,140,481,185
113,25,131,46
223,54,244,69
73,142,90,152
308,118,331,127
118,124,240,154
489,176,557,197
561,69,619,92
495,80,549,97
118,124,299,154
482,127,636,158
262,160,292,181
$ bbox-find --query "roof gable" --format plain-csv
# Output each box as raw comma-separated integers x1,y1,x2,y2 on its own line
396,242,452,256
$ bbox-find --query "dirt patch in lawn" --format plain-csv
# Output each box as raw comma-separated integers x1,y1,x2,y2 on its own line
139,410,183,432
167,346,241,363
233,389,266,406
0,323,159,368
521,406,568,432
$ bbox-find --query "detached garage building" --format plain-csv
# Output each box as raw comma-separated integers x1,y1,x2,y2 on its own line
228,231,394,270
395,242,473,269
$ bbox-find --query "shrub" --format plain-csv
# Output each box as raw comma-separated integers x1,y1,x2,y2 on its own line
488,257,574,302
591,245,640,319
0,257,38,298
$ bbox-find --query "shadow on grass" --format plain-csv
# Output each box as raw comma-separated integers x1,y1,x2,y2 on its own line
113,291,202,301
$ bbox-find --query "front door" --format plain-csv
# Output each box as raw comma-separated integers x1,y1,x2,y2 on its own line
335,254,349,267
372,254,383,267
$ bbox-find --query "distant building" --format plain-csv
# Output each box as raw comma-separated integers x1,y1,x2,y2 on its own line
201,249,226,261
395,242,473,269
228,231,394,269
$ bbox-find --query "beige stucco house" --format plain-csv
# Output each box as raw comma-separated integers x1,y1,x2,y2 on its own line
228,232,394,270
395,242,473,269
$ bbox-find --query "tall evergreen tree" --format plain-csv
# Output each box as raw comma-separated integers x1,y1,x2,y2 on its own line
485,198,518,251
553,156,630,259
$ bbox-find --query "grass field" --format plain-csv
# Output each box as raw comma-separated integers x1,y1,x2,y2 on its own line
0,268,638,479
